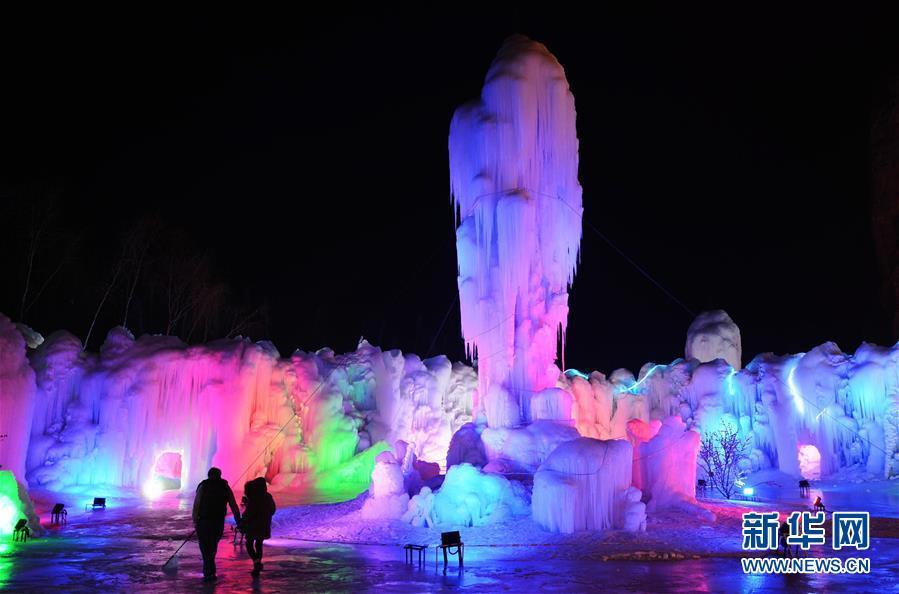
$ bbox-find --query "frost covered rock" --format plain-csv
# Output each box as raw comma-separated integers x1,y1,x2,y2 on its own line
685,310,742,370
532,438,632,533
450,35,583,428
428,463,529,527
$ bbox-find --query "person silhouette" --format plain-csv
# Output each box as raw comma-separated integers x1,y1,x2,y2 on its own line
241,477,276,576
813,495,826,513
192,467,241,582
778,520,791,558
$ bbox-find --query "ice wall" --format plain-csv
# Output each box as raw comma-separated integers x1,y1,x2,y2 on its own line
0,314,36,482
449,35,583,428
611,341,899,479
15,322,475,497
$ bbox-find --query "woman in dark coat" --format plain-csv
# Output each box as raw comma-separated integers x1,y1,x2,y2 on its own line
241,476,276,575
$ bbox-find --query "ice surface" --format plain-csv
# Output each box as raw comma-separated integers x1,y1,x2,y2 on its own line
449,35,582,428
532,437,632,533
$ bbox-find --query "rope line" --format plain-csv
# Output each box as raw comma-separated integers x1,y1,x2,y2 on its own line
767,371,891,458
455,188,695,318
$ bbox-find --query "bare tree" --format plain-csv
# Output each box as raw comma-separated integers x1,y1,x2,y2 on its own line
698,420,751,499
120,217,160,329
84,253,124,350
13,193,75,322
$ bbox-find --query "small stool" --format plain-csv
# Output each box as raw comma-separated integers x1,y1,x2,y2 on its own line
51,503,67,525
404,544,427,566
13,519,30,543
696,479,707,497
436,531,463,571
85,497,106,511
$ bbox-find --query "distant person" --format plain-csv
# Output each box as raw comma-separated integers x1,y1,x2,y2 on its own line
813,495,826,513
778,520,791,558
192,467,242,583
241,476,277,576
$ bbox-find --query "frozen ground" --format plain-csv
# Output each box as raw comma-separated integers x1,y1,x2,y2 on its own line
0,475,895,593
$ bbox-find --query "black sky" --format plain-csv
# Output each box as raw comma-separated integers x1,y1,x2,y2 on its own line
1,6,897,373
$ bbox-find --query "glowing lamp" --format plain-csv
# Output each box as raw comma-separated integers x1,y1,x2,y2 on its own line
143,478,164,500
0,496,17,535
742,487,754,497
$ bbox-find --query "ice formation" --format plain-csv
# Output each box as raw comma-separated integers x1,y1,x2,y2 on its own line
13,324,474,497
427,462,529,527
360,449,409,520
627,416,702,513
685,310,742,370
449,35,583,428
480,420,580,473
0,314,36,482
621,486,647,532
532,437,633,533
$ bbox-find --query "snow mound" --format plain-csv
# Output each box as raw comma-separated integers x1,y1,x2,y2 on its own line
427,463,529,527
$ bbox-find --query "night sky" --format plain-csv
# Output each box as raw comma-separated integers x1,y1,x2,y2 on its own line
2,7,898,373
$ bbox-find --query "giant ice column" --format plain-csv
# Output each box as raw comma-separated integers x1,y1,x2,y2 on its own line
449,35,583,428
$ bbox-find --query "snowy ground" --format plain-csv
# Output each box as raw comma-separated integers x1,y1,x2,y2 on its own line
270,469,899,558
1,473,896,592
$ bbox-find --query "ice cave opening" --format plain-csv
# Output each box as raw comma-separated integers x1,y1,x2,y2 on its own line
797,444,822,480
144,451,184,498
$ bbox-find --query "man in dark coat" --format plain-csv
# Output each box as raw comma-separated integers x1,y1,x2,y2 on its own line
192,467,241,582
